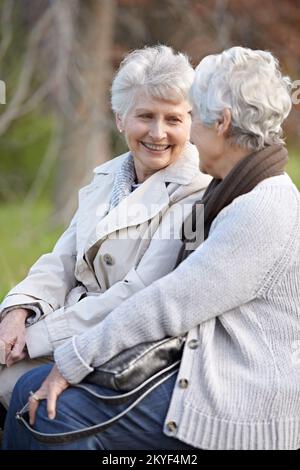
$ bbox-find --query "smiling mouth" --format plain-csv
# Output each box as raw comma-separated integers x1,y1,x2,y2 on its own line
141,142,171,152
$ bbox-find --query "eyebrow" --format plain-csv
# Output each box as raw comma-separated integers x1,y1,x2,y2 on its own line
135,109,153,114
134,108,187,118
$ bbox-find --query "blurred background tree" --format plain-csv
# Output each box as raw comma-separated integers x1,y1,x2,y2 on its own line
0,0,299,299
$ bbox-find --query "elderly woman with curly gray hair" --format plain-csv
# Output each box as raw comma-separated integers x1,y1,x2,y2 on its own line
3,46,300,450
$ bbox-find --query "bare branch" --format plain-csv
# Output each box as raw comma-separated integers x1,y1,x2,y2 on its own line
0,0,14,62
24,119,63,205
14,78,55,118
212,0,233,49
0,5,54,135
51,0,79,106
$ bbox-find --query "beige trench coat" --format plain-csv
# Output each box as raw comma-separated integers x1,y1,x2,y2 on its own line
0,145,211,359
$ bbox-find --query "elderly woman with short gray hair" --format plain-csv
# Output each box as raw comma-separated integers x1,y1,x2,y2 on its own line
0,45,210,410
4,47,300,450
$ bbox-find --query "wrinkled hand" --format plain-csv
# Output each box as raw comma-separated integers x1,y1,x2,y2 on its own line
28,365,70,425
0,309,29,366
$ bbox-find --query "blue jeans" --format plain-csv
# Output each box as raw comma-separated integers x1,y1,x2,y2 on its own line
3,364,195,450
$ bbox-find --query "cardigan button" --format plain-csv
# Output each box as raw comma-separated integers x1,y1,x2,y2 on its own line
166,421,177,433
188,339,199,349
103,253,114,266
178,378,189,389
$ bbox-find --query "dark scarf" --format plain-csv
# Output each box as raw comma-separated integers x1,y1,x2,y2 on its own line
176,144,288,265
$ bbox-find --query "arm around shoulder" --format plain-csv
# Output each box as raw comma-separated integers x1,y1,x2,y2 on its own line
54,183,300,383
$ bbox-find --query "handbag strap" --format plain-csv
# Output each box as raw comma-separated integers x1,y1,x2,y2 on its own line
76,359,181,405
16,362,180,445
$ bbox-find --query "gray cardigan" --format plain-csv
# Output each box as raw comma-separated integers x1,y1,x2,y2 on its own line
54,174,300,450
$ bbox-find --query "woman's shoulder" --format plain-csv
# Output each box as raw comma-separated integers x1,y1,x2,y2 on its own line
233,173,299,208
212,173,299,238
256,172,299,190
251,173,300,207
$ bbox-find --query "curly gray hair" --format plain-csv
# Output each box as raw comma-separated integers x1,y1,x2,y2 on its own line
111,45,194,120
191,47,292,150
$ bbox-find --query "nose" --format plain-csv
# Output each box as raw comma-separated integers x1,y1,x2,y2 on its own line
148,120,167,140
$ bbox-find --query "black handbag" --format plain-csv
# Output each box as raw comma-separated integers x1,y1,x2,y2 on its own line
16,336,185,444
85,336,185,391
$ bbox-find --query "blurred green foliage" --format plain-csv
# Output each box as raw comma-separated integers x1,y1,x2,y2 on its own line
286,150,300,189
0,110,55,202
0,200,63,301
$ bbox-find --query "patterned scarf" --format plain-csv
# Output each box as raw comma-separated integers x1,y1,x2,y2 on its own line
110,154,137,210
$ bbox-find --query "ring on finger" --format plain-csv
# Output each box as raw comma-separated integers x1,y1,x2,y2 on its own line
29,391,41,402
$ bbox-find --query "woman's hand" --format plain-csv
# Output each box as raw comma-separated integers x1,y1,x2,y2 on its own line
0,308,30,366
28,364,70,425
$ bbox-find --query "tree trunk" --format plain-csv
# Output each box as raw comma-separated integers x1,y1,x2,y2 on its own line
54,0,116,224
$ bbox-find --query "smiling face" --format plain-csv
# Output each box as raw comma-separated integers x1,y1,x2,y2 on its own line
117,94,192,182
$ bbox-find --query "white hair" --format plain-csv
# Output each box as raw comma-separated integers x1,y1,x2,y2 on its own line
191,46,292,150
111,45,194,120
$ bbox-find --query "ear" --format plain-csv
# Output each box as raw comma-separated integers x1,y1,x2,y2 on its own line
216,108,232,136
115,114,123,133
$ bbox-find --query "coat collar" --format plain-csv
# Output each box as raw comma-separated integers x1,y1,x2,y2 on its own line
93,142,200,186
84,169,169,256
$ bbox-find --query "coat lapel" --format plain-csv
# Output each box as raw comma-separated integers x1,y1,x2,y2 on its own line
84,170,169,255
